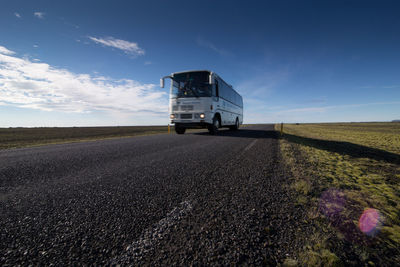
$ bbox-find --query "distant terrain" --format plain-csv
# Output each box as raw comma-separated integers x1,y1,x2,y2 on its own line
279,122,400,265
0,126,170,149
0,125,252,150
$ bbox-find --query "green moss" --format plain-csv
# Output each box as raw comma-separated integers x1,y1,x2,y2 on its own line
297,195,308,205
282,122,400,155
382,225,400,246
279,122,400,265
292,180,312,195
320,249,342,266
299,250,321,266
299,249,342,267
283,258,298,266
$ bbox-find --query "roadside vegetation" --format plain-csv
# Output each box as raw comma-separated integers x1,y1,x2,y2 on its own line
0,126,170,149
278,122,400,266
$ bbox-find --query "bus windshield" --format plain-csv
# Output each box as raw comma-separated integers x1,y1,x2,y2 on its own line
171,71,212,98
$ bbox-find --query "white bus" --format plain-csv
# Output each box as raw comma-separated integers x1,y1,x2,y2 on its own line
161,70,243,134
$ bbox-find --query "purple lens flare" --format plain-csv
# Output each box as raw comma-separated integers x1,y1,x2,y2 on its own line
319,188,346,218
359,208,382,236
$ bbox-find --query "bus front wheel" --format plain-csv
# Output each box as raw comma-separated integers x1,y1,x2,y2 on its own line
208,116,219,135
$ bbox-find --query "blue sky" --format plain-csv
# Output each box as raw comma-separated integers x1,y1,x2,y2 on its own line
1,0,399,126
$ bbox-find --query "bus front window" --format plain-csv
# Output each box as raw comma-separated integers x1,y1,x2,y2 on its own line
170,71,212,98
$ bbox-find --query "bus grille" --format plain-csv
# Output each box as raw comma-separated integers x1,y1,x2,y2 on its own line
180,114,193,119
180,105,194,111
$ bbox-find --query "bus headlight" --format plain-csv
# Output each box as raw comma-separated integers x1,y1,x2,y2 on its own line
170,114,175,119
200,113,205,119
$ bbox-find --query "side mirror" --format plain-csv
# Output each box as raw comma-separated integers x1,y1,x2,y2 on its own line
160,78,165,88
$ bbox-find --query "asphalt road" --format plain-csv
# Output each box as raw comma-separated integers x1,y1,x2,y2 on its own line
1,124,308,265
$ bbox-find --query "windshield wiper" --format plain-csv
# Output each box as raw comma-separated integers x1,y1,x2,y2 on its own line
182,81,199,98
189,87,199,98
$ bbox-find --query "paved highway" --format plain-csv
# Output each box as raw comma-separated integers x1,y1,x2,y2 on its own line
0,124,308,265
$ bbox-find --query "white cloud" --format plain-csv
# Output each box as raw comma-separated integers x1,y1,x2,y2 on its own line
243,101,400,124
238,68,290,100
14,12,21,18
0,46,15,55
34,12,45,19
277,107,327,114
196,37,231,56
33,44,39,48
382,85,400,89
88,36,145,57
59,17,80,29
360,85,400,89
0,45,167,116
271,102,400,116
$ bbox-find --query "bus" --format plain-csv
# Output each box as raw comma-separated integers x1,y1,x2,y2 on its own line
160,70,243,134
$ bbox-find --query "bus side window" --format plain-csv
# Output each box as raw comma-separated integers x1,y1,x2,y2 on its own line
215,80,219,97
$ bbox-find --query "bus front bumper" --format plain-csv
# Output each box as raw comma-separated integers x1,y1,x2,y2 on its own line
171,120,210,128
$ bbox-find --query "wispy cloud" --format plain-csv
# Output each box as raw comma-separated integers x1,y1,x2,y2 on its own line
59,17,80,29
238,68,290,100
196,37,231,56
330,102,400,109
275,102,400,115
88,36,145,57
34,12,45,19
277,107,328,114
382,85,400,89
14,12,21,18
0,46,15,55
360,85,400,89
302,97,327,104
244,101,400,124
0,45,167,115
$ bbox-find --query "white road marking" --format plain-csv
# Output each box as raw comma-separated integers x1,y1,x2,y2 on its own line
112,200,193,264
244,139,258,151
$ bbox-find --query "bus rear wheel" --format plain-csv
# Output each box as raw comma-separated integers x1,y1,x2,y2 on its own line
230,118,239,130
208,116,220,135
175,126,186,134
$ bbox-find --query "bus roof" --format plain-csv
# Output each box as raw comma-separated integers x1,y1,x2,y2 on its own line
171,70,212,76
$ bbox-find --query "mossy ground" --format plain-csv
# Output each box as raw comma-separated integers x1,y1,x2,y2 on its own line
278,122,400,266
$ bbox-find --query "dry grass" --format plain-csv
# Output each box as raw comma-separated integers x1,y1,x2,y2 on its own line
285,122,400,155
0,126,170,149
279,122,400,266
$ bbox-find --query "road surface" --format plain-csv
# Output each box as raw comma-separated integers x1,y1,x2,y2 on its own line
0,125,308,265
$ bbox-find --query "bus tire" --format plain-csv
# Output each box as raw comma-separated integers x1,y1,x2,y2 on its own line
175,126,186,134
208,116,219,135
230,118,239,130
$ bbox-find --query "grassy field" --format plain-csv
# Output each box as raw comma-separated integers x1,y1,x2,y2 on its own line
278,122,400,266
0,126,171,150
